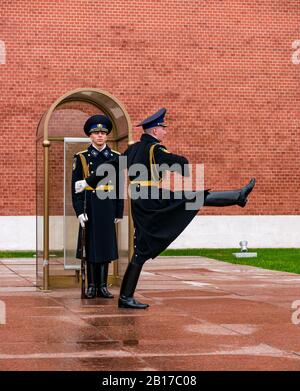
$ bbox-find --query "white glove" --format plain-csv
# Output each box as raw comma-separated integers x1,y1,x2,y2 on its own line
78,213,88,227
75,179,88,194
114,218,122,224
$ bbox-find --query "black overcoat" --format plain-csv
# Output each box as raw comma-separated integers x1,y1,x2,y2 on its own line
72,144,124,264
124,133,207,261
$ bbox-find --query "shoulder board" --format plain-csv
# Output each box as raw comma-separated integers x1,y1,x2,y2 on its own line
111,149,121,155
152,143,169,153
158,146,170,153
150,142,160,148
75,149,88,155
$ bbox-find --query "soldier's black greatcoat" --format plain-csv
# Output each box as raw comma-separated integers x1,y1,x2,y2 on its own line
124,133,206,262
72,144,124,264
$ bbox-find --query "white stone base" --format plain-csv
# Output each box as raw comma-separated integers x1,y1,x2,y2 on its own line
0,215,299,251
232,252,258,258
0,216,36,251
169,215,300,249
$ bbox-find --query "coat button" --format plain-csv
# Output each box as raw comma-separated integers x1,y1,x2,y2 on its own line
91,171,94,174
92,190,95,193
88,154,90,157
89,162,93,165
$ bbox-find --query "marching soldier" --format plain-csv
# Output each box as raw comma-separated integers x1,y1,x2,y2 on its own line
72,114,124,299
118,108,256,309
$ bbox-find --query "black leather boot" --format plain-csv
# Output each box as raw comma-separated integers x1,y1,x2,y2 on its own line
204,178,256,208
86,285,96,299
236,178,256,207
97,263,114,299
86,262,97,299
118,262,149,309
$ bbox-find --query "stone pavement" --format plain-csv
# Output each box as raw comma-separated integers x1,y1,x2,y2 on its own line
1,256,300,371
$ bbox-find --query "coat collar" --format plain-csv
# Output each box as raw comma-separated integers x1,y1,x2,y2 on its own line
88,143,112,159
140,133,160,144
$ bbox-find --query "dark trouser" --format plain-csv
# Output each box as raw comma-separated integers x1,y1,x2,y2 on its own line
203,189,241,207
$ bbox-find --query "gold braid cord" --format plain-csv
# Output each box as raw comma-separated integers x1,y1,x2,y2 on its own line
79,154,90,179
149,143,161,182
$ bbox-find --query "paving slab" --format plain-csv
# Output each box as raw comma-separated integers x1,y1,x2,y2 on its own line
1,256,300,370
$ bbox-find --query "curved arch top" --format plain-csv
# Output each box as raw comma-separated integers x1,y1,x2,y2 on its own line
37,87,132,142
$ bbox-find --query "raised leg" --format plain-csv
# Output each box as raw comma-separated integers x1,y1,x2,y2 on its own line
204,178,256,208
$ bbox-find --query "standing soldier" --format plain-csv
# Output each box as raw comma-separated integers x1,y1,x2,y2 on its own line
118,108,256,309
72,115,124,299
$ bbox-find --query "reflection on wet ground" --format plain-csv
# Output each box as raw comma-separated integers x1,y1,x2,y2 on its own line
1,256,300,370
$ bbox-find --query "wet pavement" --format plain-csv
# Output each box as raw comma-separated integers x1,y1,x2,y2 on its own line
1,256,300,370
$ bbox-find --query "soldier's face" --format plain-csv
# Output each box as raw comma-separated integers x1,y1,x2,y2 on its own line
153,126,167,142
89,131,108,148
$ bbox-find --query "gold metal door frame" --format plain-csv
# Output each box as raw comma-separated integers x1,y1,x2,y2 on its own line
37,88,133,290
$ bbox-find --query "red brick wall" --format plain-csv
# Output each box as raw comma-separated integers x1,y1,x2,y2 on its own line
1,0,300,216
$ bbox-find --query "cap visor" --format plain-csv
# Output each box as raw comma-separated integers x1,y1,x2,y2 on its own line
89,129,109,134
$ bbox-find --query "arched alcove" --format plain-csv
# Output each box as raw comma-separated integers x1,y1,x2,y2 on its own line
36,88,132,290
